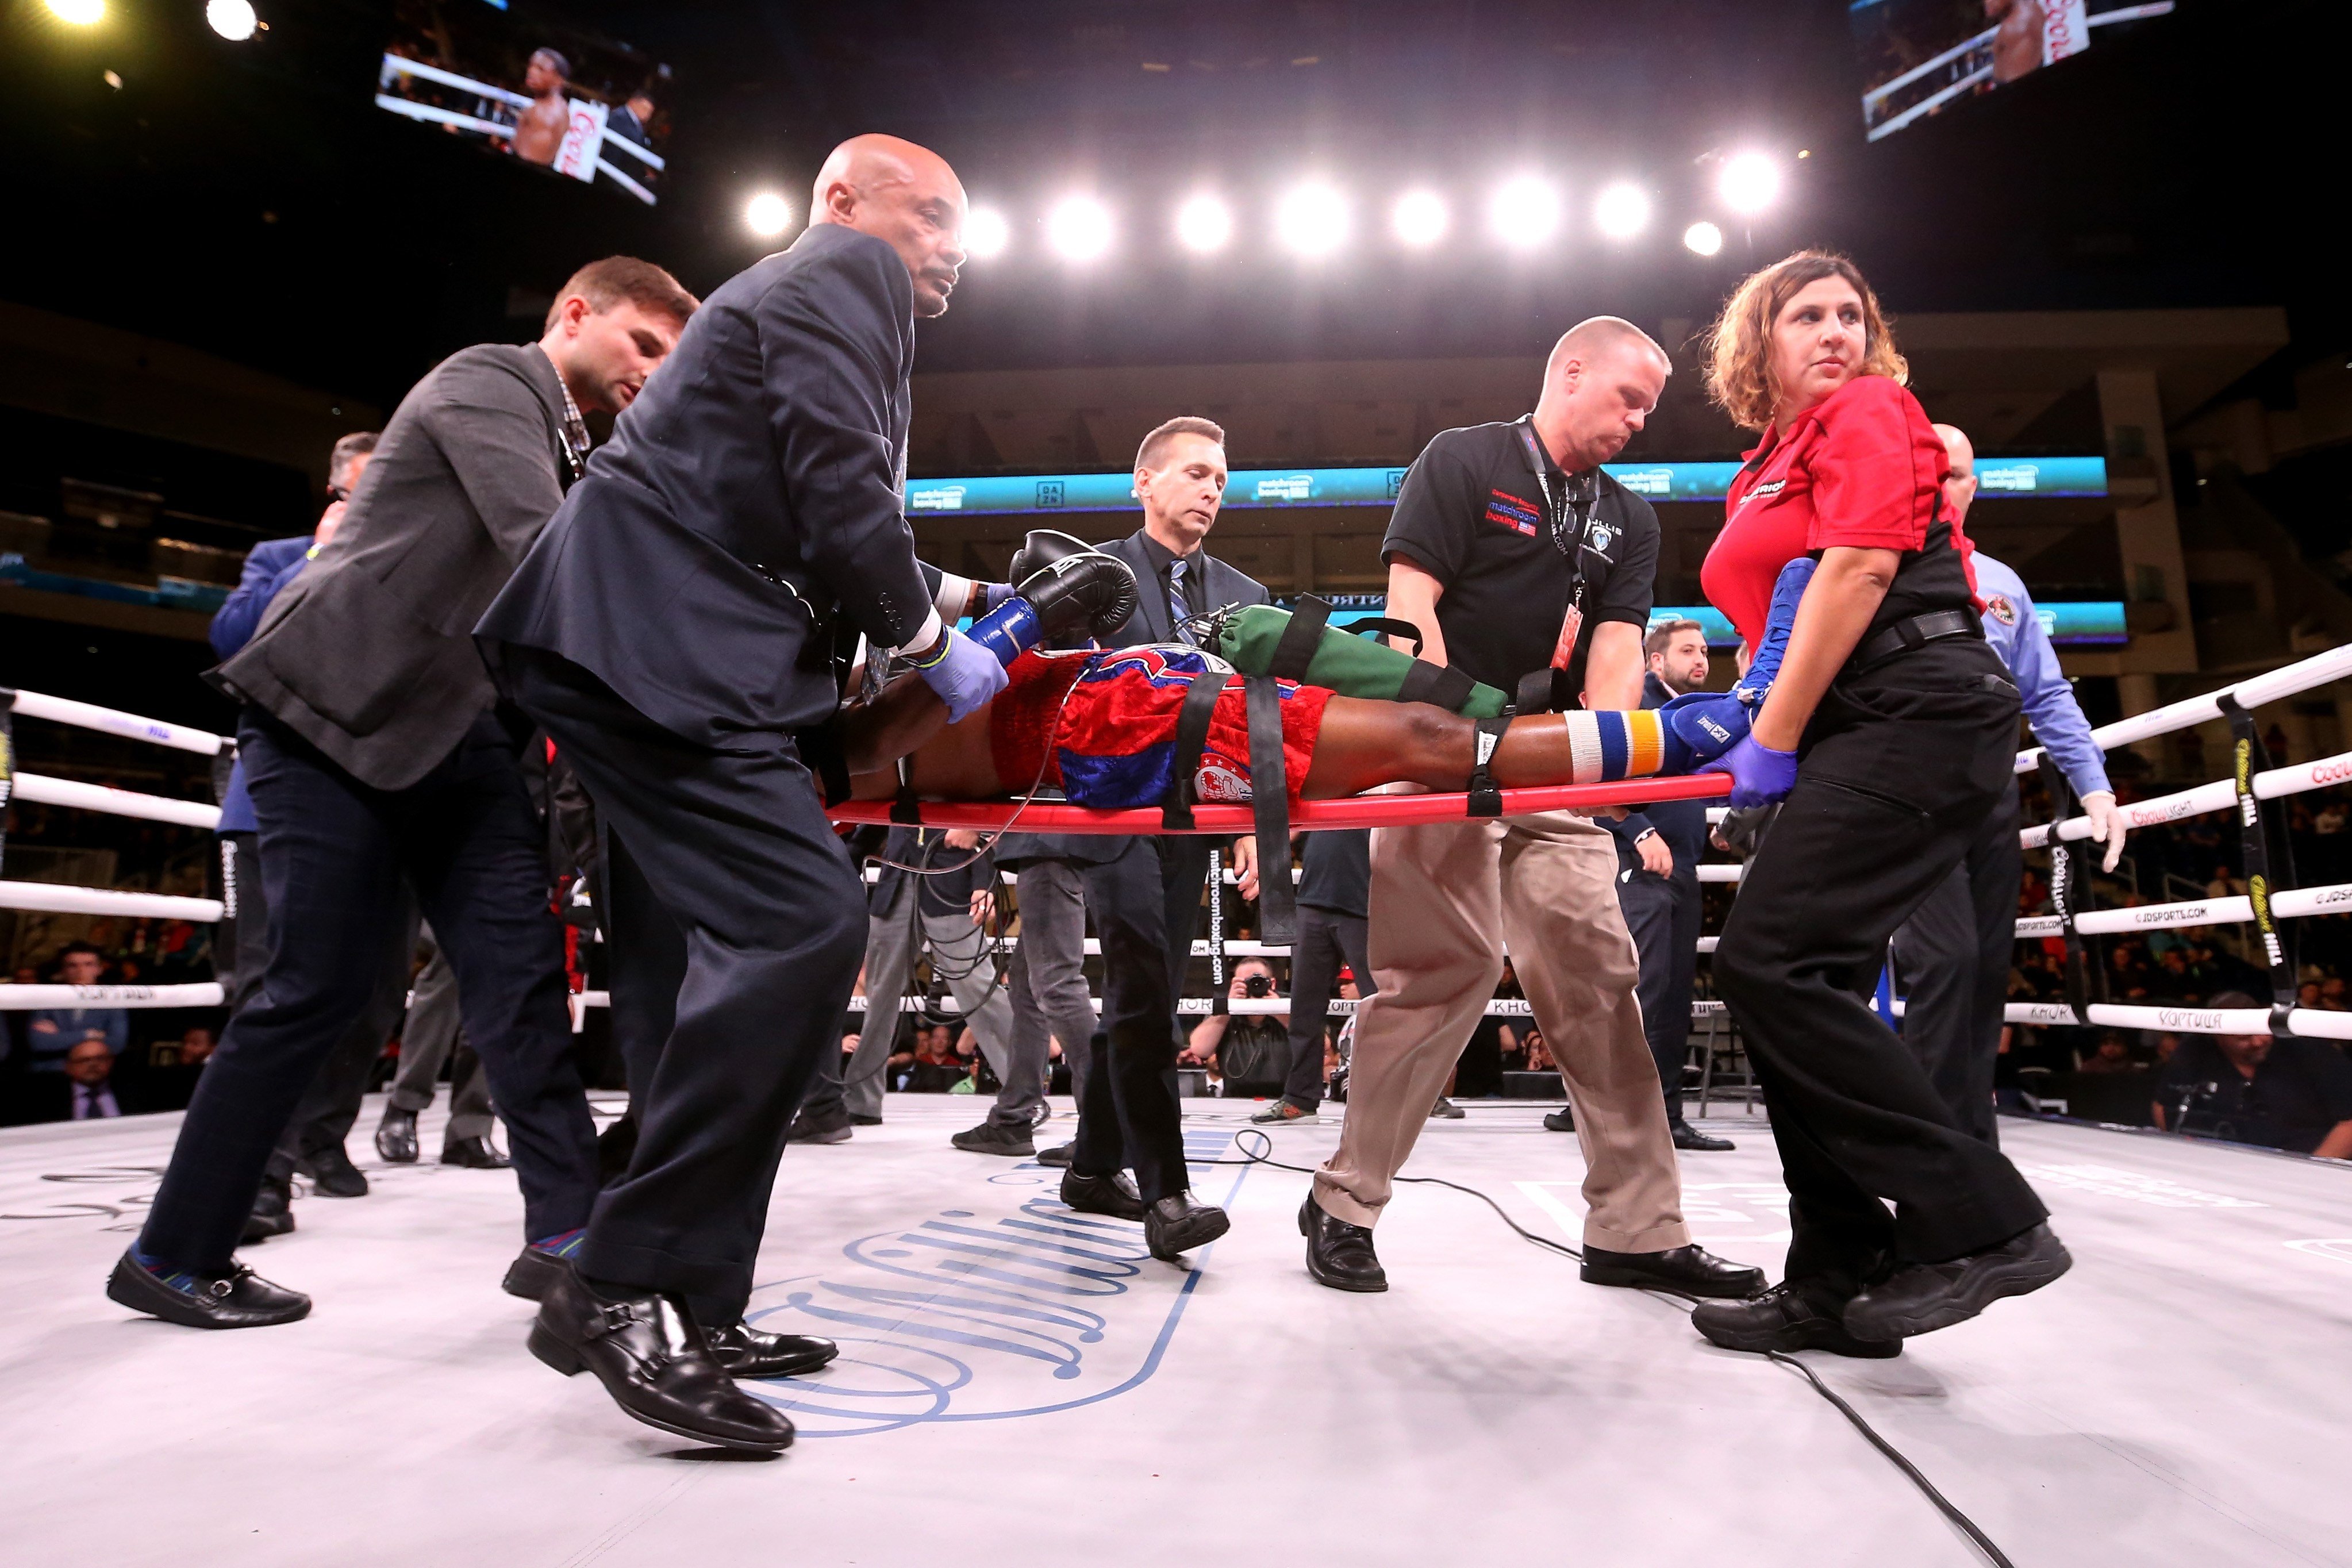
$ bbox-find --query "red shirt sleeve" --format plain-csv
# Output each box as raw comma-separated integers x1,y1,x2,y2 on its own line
1803,377,1945,553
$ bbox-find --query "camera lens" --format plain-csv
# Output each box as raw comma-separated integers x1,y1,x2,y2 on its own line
1244,974,1271,997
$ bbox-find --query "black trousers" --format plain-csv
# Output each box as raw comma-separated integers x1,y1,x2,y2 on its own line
1069,836,1208,1203
1890,779,2023,1146
1618,868,1701,1127
1713,641,2047,1295
503,647,866,1326
263,901,416,1183
1282,904,1369,1111
141,710,597,1273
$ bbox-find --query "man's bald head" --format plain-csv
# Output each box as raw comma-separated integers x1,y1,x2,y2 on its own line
1934,422,1978,524
1532,316,1671,472
811,134,970,318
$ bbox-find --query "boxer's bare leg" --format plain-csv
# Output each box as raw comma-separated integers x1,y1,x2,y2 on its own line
1301,700,1616,799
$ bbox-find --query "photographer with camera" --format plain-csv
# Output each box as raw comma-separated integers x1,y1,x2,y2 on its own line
2152,997,2352,1158
1185,960,1291,1101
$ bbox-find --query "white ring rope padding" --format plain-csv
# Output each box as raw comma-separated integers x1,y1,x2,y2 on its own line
0,982,224,1010
5,689,228,755
2023,748,2352,849
2015,641,2352,775
378,55,533,110
1976,1000,2352,1042
0,881,222,922
2012,879,2352,939
7,772,221,829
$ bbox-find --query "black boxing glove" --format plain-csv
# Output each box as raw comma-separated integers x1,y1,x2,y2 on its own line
1006,528,1096,585
1017,547,1138,644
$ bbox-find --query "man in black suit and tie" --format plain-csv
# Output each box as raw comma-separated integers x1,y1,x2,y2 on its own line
106,256,698,1336
478,134,1009,1451
1050,416,1266,1260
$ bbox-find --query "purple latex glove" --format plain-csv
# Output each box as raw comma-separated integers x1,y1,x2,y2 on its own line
980,581,1016,612
1700,733,1799,808
914,626,1009,724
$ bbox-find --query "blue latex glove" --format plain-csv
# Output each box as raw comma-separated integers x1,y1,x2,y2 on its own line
1734,555,1817,706
1700,734,1799,808
1658,689,1752,767
914,626,1009,724
981,581,1016,612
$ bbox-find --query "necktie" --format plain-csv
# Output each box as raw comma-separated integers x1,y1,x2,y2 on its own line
1167,558,1195,645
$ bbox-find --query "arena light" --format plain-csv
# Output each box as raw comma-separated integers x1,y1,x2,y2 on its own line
1173,193,1233,255
1592,182,1651,241
1046,195,1116,263
1390,189,1448,248
743,191,793,239
1274,182,1350,259
205,0,257,40
1485,175,1562,251
1718,152,1782,214
962,205,1010,260
45,0,104,22
1684,220,1725,258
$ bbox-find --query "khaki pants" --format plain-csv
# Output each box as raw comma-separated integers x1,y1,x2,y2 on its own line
1315,811,1692,1254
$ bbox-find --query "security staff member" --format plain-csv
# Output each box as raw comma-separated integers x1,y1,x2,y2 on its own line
1055,414,1265,1262
1304,317,1762,1303
1690,252,2065,1360
481,136,1000,1452
109,257,693,1335
1598,619,1735,1151
1890,424,2128,1146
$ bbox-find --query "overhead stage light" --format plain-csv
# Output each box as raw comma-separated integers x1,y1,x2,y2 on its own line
206,0,257,40
1593,182,1650,241
1718,153,1782,214
963,205,1010,259
1275,182,1350,258
46,0,104,22
1174,194,1233,255
1683,221,1724,258
1486,175,1562,251
1390,190,1448,248
743,192,792,238
1047,195,1116,262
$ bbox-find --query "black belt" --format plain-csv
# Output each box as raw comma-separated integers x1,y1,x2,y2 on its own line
1851,609,1980,671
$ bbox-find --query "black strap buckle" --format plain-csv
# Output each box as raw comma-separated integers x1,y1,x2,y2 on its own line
1466,710,1513,818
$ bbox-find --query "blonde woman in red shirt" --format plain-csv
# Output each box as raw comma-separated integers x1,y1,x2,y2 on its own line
1688,252,2069,1358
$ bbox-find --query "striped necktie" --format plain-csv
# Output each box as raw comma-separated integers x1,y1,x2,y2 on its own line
1167,558,1196,644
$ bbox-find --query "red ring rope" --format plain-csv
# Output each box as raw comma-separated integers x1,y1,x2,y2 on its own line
826,773,1733,834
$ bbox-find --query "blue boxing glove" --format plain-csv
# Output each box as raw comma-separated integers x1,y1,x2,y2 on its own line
1734,555,1817,706
1700,733,1799,808
1658,689,1753,768
913,626,1009,724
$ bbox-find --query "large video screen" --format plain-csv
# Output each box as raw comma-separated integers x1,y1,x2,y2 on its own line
1853,0,2176,141
375,0,671,205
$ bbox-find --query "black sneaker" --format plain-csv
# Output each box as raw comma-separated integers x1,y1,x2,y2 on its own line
951,1119,1035,1158
786,1107,854,1146
1843,1224,2073,1340
1428,1097,1465,1120
1035,1142,1075,1168
1692,1280,1901,1359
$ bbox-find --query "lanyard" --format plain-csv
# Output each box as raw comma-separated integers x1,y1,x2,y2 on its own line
1514,418,1600,613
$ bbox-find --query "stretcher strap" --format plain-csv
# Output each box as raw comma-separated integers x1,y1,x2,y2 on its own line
891,754,921,824
1467,712,1512,818
1244,675,1296,944
1396,659,1475,711
1160,667,1227,831
1267,595,1331,681
1338,616,1424,654
2219,692,2300,1035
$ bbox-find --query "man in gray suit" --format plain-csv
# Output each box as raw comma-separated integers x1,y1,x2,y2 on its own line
109,256,697,1335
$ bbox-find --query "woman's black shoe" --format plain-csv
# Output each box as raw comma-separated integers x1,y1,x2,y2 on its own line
375,1108,420,1163
1144,1195,1230,1261
1300,1195,1387,1292
1542,1108,1576,1132
1691,1280,1901,1358
1059,1169,1147,1220
1842,1224,2073,1340
708,1321,840,1378
106,1251,312,1330
528,1269,794,1452
241,1177,294,1243
1581,1243,1765,1299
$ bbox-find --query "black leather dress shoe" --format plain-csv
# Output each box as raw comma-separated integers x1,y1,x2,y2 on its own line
106,1250,311,1330
503,1245,567,1302
1843,1223,2072,1340
1035,1142,1075,1168
1691,1280,1901,1359
1300,1196,1387,1292
1542,1108,1576,1133
297,1146,369,1198
1143,1194,1230,1261
528,1268,794,1452
1671,1123,1736,1152
951,1119,1035,1158
1581,1243,1765,1300
441,1136,512,1170
708,1321,840,1378
375,1109,420,1163
786,1107,852,1146
1059,1168,1147,1220
241,1177,294,1243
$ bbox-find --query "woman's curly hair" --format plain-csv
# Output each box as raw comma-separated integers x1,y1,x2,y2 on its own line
1700,250,1908,432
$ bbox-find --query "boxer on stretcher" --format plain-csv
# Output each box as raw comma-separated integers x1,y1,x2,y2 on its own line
831,531,1814,812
